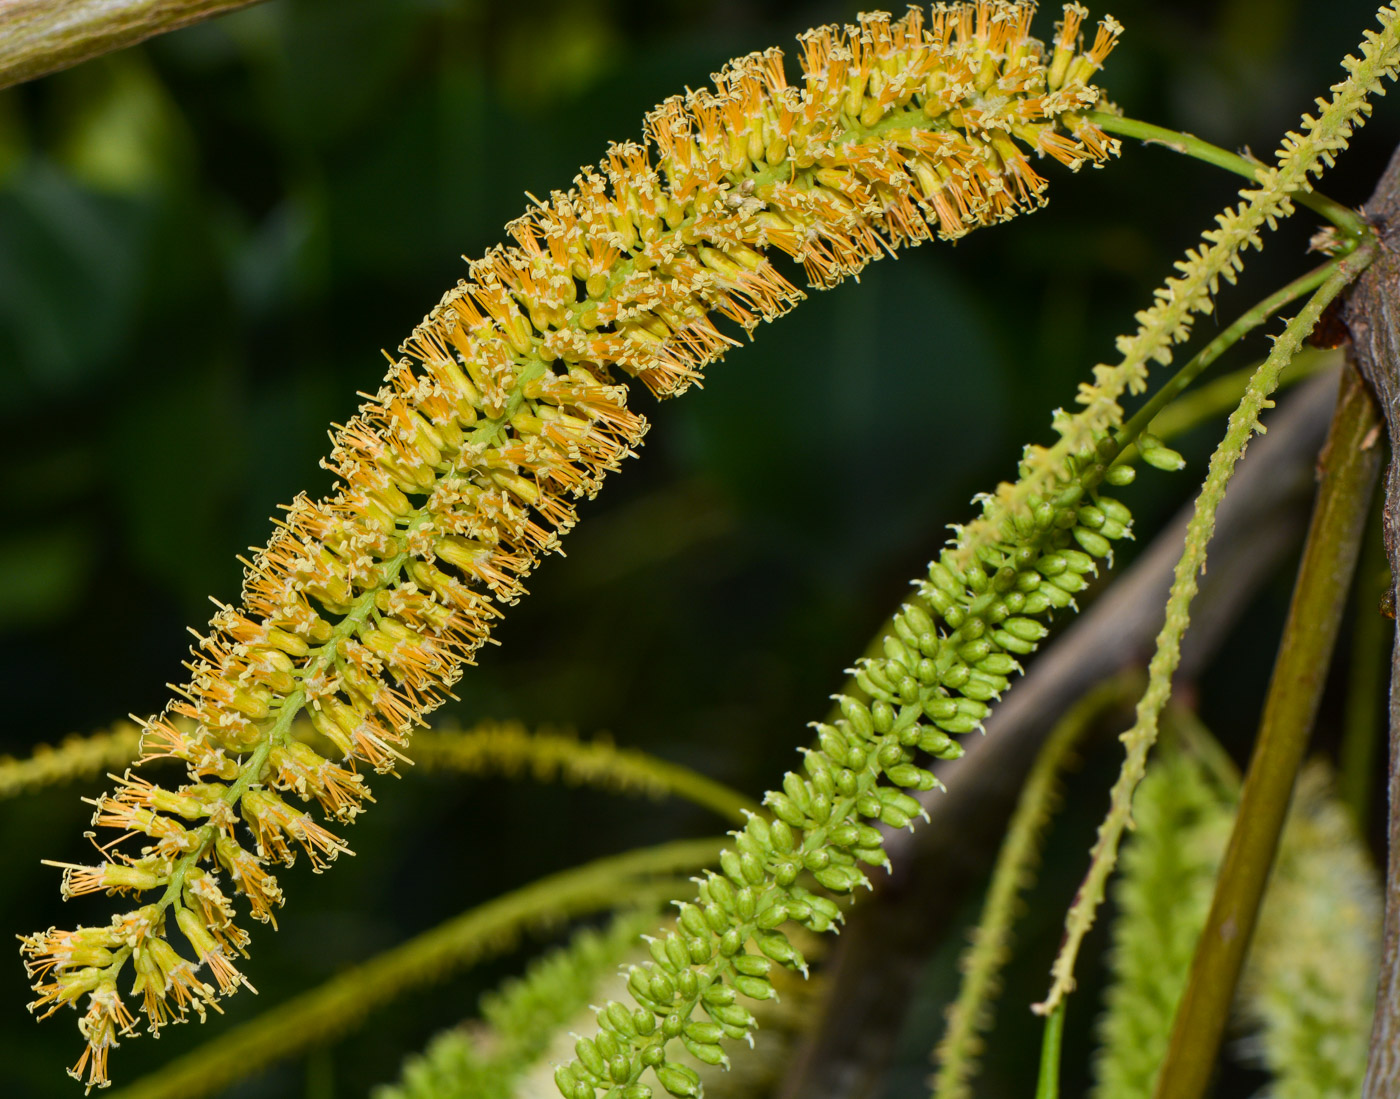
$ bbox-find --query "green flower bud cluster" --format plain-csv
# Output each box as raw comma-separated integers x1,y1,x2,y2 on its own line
554,445,1135,1098
1136,432,1187,472
376,908,660,1099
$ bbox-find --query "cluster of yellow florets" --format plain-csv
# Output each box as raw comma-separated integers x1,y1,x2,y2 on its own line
23,3,1120,1088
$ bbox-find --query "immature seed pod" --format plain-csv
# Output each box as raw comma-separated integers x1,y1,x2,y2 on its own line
1074,527,1113,558
576,1037,607,1079
1139,432,1187,471
682,1037,727,1066
655,1064,702,1098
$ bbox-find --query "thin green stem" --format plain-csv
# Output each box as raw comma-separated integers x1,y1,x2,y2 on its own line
1035,1004,1066,1099
1340,485,1391,828
1153,363,1383,1099
1083,111,1367,239
1110,258,1345,460
931,672,1140,1099
1038,241,1377,1018
1143,347,1339,450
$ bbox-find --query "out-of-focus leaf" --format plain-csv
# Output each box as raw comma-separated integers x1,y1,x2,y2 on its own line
0,528,94,627
51,54,192,194
0,163,152,397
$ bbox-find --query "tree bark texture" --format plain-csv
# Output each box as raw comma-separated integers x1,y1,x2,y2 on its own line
1344,141,1400,1099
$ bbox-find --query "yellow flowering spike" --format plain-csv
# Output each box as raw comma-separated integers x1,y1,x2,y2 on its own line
23,3,1120,1088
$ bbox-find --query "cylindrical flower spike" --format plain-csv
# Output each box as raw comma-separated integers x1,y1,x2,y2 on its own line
24,2,1121,1087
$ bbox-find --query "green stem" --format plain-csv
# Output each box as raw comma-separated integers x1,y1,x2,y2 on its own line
1339,485,1391,828
1110,259,1345,461
931,672,1140,1099
1035,1003,1066,1099
1083,111,1367,239
1143,347,1340,450
1037,240,1376,1018
1152,363,1383,1099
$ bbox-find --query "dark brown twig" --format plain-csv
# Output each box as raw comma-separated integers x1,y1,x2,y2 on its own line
1343,140,1400,1099
0,0,266,91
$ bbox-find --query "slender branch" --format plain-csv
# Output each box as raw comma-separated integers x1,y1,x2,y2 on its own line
775,375,1341,1099
1038,241,1376,1017
1144,347,1339,448
1153,363,1383,1099
1110,259,1347,460
1340,491,1392,828
408,723,761,825
1084,111,1367,239
1034,1004,1066,1099
931,672,1141,1099
1,716,758,823
0,0,267,91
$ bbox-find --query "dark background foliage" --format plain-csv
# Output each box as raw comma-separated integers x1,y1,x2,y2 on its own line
1,1,1396,1095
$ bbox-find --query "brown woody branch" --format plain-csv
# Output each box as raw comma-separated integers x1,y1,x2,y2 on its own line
0,0,266,91
1343,141,1400,1099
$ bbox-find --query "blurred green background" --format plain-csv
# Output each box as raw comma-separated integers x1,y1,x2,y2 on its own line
2,1,1397,1095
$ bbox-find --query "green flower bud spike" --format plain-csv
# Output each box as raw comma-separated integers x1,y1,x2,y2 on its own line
547,4,1129,1097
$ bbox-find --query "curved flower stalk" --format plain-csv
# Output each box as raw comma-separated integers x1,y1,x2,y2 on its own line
1040,242,1379,1018
949,0,1400,577
409,722,759,825
551,415,1143,1099
22,3,1122,1089
3,714,755,824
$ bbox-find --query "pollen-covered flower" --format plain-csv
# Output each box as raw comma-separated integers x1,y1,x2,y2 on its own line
25,2,1120,1087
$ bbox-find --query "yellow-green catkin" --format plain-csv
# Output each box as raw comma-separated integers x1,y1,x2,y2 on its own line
21,2,1120,1089
0,721,143,800
1239,763,1382,1098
